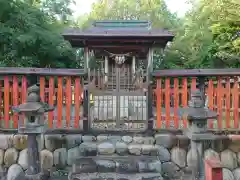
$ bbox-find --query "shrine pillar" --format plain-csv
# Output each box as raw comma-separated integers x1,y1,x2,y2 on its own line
132,56,136,74
104,56,108,83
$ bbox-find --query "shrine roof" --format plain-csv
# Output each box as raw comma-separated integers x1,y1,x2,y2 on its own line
62,20,174,47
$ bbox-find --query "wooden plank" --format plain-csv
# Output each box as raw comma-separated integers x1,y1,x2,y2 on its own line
57,77,63,128
48,77,54,128
173,78,179,128
152,69,240,77
40,77,45,102
74,78,81,128
182,78,188,128
12,76,19,128
208,79,214,128
205,158,223,180
233,77,239,128
156,79,162,128
0,67,85,76
66,76,72,128
191,77,197,90
4,76,9,128
217,77,223,129
165,78,170,128
226,77,231,128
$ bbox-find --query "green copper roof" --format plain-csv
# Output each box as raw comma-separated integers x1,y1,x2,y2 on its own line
93,20,151,29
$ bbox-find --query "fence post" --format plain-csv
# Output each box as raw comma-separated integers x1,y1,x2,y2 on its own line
205,158,223,180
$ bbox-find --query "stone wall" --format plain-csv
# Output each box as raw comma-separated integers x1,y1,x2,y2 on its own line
0,133,240,180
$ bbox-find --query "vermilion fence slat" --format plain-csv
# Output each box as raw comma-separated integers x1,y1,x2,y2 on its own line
74,77,81,128
40,77,45,102
173,78,179,128
226,77,231,128
217,77,223,129
66,76,72,128
182,78,188,128
4,76,9,128
191,77,197,90
12,76,19,128
156,78,162,128
48,77,54,128
233,77,239,128
57,77,63,128
208,79,214,128
165,78,170,128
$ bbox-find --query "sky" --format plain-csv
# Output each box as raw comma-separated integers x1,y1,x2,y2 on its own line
71,0,191,18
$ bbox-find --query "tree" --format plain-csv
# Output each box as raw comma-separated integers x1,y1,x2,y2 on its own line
0,0,76,68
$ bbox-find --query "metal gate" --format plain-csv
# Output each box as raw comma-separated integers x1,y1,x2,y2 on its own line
88,59,148,131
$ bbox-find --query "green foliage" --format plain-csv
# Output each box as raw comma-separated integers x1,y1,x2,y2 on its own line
0,0,76,68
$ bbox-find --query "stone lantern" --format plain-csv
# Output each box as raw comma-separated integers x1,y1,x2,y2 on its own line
12,84,54,180
183,90,218,180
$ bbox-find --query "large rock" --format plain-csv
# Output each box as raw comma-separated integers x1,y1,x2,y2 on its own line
116,160,138,173
142,145,155,155
67,147,80,165
95,160,116,172
18,149,28,170
122,136,133,144
13,135,27,150
108,136,121,143
148,160,162,173
237,152,240,165
7,164,25,180
97,135,108,142
128,144,142,155
143,137,155,145
233,168,240,180
66,135,82,149
53,148,67,168
44,135,65,151
0,149,4,165
204,149,220,161
40,149,53,170
0,135,13,150
155,145,170,162
133,136,144,144
220,149,237,170
154,134,176,148
161,162,179,178
115,142,128,155
223,168,234,180
4,148,18,167
171,147,186,168
79,142,97,156
82,135,96,142
98,142,115,155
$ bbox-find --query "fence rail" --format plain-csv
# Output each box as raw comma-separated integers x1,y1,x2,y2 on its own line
0,67,239,131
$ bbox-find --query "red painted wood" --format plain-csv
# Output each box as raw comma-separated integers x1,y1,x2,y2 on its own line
205,158,223,180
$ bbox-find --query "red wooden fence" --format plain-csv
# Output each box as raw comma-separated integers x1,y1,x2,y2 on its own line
0,68,85,129
0,68,239,130
153,69,240,130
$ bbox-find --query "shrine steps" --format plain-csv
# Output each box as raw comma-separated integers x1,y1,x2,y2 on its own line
68,155,163,180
